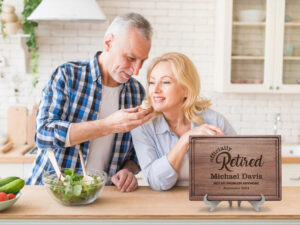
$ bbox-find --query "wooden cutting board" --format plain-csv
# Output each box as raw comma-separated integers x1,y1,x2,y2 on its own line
7,106,28,145
27,104,38,147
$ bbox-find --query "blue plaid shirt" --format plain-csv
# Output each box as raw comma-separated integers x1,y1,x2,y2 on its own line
26,51,145,185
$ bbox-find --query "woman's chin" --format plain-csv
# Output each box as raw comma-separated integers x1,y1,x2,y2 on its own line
153,107,162,112
153,107,167,113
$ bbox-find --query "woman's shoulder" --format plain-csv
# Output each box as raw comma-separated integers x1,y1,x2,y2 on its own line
198,108,228,128
200,108,225,120
198,108,236,135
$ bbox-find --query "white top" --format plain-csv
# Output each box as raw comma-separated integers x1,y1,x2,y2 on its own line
65,84,121,171
176,154,189,186
86,85,122,172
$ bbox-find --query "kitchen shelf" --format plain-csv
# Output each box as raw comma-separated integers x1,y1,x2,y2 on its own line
233,22,266,26
285,22,300,27
282,157,300,164
232,55,265,60
0,33,30,39
283,56,300,60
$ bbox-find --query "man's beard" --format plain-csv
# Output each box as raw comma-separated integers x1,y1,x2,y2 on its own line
111,70,132,84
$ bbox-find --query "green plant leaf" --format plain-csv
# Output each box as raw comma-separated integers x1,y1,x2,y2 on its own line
22,0,42,85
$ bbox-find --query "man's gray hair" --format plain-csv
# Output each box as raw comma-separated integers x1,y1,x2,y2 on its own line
105,13,153,40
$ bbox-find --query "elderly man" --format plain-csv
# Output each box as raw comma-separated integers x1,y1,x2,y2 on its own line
26,13,153,192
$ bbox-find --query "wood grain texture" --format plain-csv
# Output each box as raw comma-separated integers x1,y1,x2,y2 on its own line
189,135,281,201
26,104,38,146
282,157,300,164
0,141,13,153
0,186,299,219
7,106,28,145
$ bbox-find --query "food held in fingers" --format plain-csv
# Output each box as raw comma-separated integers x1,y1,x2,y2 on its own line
139,100,153,112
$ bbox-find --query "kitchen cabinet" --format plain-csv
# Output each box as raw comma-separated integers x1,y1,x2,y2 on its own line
215,0,300,93
0,163,33,180
0,157,35,181
282,164,300,186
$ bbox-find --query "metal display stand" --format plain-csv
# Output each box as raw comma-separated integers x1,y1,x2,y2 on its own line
203,194,265,212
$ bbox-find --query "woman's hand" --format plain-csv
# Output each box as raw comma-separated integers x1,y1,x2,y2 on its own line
167,124,225,172
182,124,225,144
189,123,225,135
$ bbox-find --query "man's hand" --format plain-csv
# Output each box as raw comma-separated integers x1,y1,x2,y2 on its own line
111,169,138,192
104,107,153,134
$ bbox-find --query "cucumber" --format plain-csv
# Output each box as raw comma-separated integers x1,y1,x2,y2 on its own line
0,176,20,187
0,178,25,194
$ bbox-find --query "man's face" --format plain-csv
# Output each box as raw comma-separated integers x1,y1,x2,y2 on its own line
106,28,151,84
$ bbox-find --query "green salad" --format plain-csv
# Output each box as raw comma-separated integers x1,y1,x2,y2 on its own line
45,169,104,205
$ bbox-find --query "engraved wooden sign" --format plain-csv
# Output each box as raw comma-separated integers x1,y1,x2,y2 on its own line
189,135,281,201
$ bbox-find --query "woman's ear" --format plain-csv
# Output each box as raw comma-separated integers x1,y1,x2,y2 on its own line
184,88,188,98
103,34,114,52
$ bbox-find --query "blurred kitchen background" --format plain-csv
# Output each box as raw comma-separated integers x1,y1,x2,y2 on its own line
0,0,299,185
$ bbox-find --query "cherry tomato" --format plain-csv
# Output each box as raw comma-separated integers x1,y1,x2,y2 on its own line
7,193,15,200
0,192,8,202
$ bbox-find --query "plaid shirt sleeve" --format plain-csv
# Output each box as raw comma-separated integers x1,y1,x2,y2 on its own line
35,66,71,150
124,143,140,171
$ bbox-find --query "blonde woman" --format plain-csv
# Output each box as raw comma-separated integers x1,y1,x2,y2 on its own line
131,52,236,191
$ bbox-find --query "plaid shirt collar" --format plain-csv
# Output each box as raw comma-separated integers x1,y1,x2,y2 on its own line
90,51,102,82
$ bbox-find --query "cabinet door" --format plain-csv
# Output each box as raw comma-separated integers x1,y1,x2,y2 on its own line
215,0,274,93
274,0,300,93
282,164,300,186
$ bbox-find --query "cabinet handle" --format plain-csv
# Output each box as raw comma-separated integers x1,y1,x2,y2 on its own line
276,86,280,90
269,86,273,90
290,177,300,181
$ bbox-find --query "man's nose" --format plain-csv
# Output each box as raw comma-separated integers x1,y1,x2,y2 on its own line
132,61,142,76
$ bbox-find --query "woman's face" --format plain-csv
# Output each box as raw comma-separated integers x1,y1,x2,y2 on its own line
148,61,187,113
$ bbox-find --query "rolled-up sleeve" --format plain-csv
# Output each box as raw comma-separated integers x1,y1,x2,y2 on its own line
35,67,71,150
131,125,178,191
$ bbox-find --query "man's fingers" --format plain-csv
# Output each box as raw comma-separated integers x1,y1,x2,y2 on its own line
111,174,120,188
123,107,139,113
121,174,133,192
126,177,138,192
127,109,152,120
131,112,154,125
142,112,154,122
117,172,128,190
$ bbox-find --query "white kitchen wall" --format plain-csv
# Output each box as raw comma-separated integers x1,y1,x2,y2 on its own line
0,0,299,143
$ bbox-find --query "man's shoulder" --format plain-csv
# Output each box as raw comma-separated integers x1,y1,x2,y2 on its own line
57,60,90,72
51,60,91,82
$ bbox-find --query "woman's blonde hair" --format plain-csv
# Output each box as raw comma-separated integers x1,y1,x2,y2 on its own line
146,52,211,124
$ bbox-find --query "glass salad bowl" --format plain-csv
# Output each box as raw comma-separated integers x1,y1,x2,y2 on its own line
43,168,107,206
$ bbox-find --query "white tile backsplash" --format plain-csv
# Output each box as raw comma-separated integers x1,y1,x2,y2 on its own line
0,0,299,143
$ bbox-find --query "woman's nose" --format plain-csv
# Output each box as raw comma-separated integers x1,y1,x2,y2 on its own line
154,82,161,93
